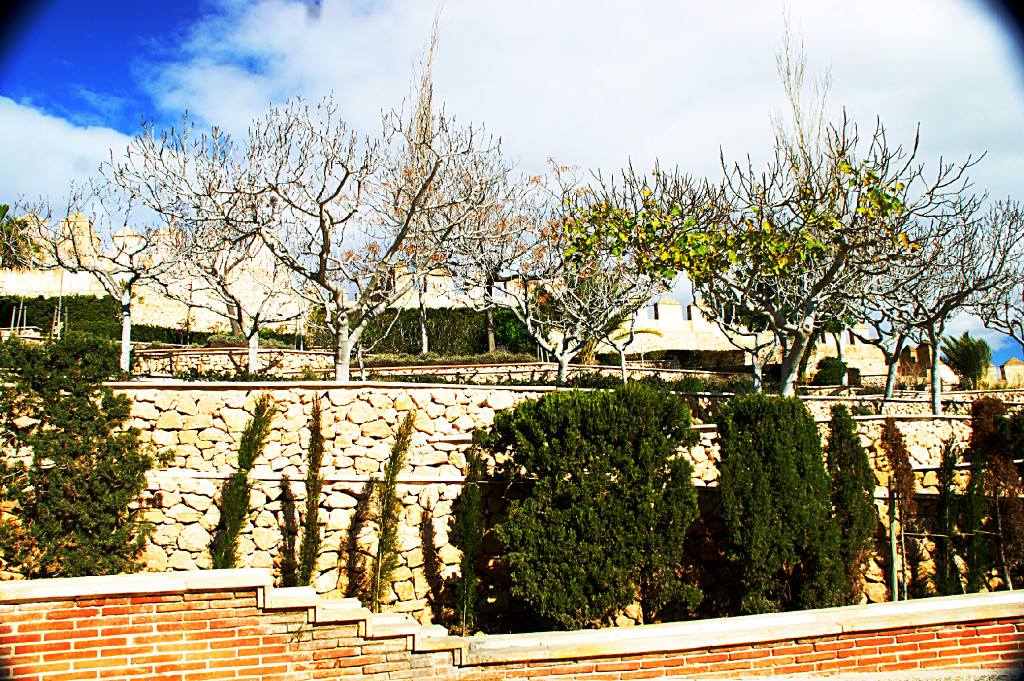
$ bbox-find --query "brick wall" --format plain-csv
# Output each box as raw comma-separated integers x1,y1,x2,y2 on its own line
2,570,1022,680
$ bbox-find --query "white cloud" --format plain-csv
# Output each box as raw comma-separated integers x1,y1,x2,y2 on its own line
0,96,130,204
131,0,1024,201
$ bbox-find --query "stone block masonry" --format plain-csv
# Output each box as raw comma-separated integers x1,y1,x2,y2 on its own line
1,568,1022,680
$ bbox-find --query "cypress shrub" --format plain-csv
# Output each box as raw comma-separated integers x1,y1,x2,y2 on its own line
933,437,961,595
367,412,415,612
825,404,877,603
454,433,487,635
211,394,277,569
717,394,844,614
0,333,157,577
484,383,701,630
962,454,990,593
881,417,916,600
297,393,326,586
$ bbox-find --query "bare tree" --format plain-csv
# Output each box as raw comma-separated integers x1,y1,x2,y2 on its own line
969,201,1024,358
247,96,511,380
36,180,177,371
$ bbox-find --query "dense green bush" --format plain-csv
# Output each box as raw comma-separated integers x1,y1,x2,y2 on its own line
483,384,701,630
824,405,877,603
811,357,848,385
367,413,415,612
717,394,845,614
305,306,536,355
0,333,157,577
297,393,326,587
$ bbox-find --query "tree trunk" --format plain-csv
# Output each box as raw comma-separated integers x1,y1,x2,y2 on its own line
119,292,132,374
556,355,569,384
228,304,243,337
334,323,350,382
486,307,496,353
928,325,942,415
619,348,628,383
779,329,812,397
419,279,429,355
834,332,848,386
248,331,260,374
883,360,899,401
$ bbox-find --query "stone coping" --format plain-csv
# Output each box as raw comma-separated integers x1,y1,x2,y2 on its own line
104,380,564,392
135,347,330,356
460,590,1024,666
0,568,273,604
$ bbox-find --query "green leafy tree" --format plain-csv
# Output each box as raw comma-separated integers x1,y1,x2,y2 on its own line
368,412,415,612
484,384,701,630
942,332,992,390
825,404,877,603
297,393,326,586
211,394,277,569
0,333,156,577
717,394,844,614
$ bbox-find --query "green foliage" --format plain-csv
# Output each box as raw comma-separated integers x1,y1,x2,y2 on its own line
454,434,487,635
812,357,848,386
933,437,961,596
0,333,156,577
484,384,701,630
297,393,326,586
962,454,990,593
368,412,415,612
967,397,1024,589
0,295,215,345
211,394,277,569
304,306,535,355
717,394,845,614
825,405,877,603
941,332,992,390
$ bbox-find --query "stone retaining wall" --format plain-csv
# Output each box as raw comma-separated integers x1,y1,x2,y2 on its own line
93,382,1019,625
2,569,1022,681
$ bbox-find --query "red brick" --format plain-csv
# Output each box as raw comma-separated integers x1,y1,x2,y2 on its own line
640,657,687,669
46,608,101,621
130,654,183,666
154,661,208,674
10,662,72,675
74,638,127,650
44,628,100,642
978,642,1022,654
98,666,153,678
130,596,182,605
15,641,71,655
900,650,939,662
595,660,641,672
101,625,155,637
100,646,154,658
4,633,42,645
729,648,771,661
771,662,816,674
977,624,1018,636
795,651,833,663
682,653,727,665
18,620,74,634
619,670,663,680
769,644,814,657
816,658,859,671
896,632,937,644
814,639,856,652
133,633,186,646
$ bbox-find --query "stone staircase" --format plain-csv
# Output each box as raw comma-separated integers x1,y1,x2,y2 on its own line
262,586,464,656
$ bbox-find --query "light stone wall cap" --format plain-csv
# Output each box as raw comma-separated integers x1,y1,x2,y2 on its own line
0,568,273,604
463,590,1024,666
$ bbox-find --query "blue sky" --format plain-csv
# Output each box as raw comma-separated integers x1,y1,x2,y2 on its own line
2,0,1024,364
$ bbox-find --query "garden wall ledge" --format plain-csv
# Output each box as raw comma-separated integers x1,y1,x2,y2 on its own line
459,590,1024,666
0,568,272,604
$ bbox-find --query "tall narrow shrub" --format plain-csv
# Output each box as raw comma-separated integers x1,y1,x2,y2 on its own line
0,333,156,578
297,392,326,586
211,394,277,569
454,433,486,635
368,412,415,612
962,454,990,593
717,394,844,614
487,383,701,630
933,437,961,595
825,404,877,603
881,417,915,600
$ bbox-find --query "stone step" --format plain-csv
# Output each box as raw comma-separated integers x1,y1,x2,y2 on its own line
264,586,318,610
368,612,421,637
315,598,372,625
